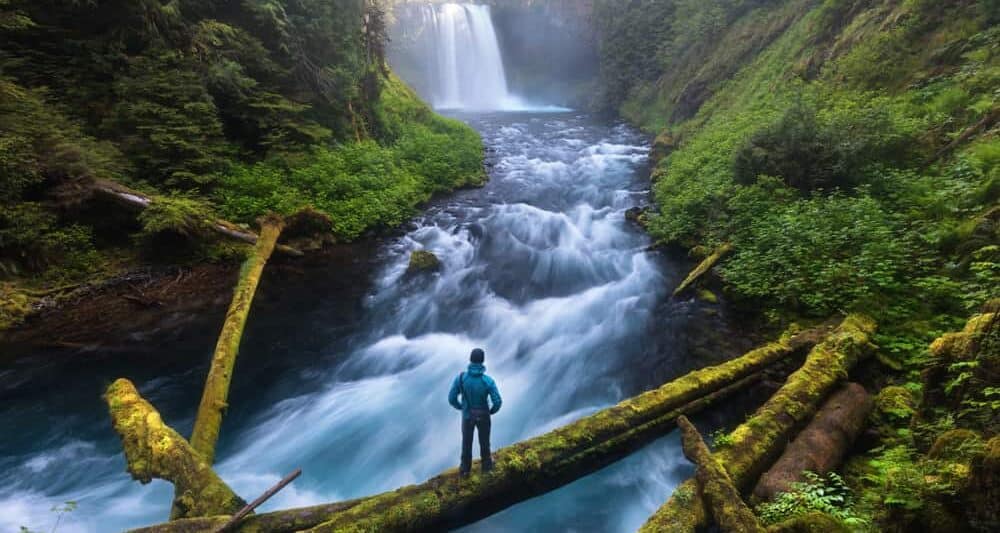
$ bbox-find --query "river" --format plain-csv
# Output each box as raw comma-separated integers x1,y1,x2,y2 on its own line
1,107,760,532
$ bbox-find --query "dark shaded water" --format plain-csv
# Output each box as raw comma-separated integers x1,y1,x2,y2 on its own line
1,111,751,532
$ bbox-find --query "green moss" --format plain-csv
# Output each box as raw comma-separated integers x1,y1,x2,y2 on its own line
642,315,877,533
874,386,917,423
928,429,984,462
0,283,33,331
104,379,244,519
766,511,850,533
189,219,283,465
406,250,441,274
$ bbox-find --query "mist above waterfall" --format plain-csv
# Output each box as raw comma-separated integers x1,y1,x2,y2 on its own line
390,3,573,111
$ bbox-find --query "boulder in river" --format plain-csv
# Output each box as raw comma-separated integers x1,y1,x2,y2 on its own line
407,250,441,274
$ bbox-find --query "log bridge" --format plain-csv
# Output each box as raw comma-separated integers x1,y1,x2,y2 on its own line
102,224,877,532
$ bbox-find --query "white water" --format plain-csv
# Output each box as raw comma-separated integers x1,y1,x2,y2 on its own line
421,3,565,111
0,113,712,533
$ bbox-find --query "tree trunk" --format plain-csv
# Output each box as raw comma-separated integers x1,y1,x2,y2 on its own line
130,326,828,533
104,379,245,519
677,415,765,533
189,218,284,466
753,382,873,501
673,243,732,297
93,179,303,256
639,314,877,533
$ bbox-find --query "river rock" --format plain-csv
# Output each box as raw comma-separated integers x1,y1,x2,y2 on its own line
407,250,441,274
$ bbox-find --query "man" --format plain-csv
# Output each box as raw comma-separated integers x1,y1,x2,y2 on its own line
448,348,502,476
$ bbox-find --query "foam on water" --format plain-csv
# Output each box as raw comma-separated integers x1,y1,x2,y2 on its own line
1,113,695,532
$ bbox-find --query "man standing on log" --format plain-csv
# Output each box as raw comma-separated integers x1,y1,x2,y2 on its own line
449,348,502,477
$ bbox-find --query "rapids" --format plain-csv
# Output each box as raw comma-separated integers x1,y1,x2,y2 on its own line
0,110,755,533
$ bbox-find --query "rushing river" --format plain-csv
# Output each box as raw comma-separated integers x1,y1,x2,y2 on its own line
0,111,755,532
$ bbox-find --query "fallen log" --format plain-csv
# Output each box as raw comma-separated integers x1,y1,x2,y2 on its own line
93,179,303,257
753,382,872,501
216,469,302,533
104,379,246,519
131,326,829,533
673,243,733,297
677,415,765,533
639,314,877,533
190,217,285,465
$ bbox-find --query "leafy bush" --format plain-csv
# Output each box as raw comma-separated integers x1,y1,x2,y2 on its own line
756,471,868,528
734,95,921,193
0,203,100,279
216,75,483,242
720,193,914,316
138,195,214,240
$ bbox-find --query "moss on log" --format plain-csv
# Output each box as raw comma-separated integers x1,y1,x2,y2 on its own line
766,512,850,532
189,217,284,466
673,242,732,297
129,326,828,533
677,415,765,533
640,314,876,533
753,382,873,501
105,379,245,520
93,179,303,256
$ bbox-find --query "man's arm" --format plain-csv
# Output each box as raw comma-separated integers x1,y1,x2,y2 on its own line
448,374,462,410
488,378,502,414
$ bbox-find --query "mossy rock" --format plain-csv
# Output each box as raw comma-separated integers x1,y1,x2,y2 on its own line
929,429,983,462
407,250,441,274
966,436,1000,531
697,288,718,304
0,284,34,331
766,512,849,533
874,385,916,423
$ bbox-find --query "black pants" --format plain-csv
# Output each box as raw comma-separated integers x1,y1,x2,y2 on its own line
461,409,492,474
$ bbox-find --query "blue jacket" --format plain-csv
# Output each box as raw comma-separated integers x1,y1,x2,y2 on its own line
449,363,502,418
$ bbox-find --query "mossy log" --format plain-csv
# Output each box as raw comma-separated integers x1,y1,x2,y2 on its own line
130,327,828,533
105,379,246,519
93,179,303,256
640,314,877,533
673,242,733,297
677,415,765,533
753,382,873,501
189,218,284,466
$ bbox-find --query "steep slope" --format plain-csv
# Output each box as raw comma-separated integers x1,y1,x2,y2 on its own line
0,0,483,329
594,0,998,529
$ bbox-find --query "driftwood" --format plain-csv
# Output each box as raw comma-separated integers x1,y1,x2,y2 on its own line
104,379,246,519
673,243,733,297
130,326,829,533
677,415,765,533
753,382,872,501
190,218,284,465
640,314,877,533
92,179,303,257
216,469,302,533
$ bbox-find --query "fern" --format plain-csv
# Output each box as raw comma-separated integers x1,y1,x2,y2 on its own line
756,471,869,528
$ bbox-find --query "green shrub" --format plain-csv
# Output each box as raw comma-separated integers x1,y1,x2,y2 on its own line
0,203,100,279
720,193,914,316
734,95,922,193
138,195,215,240
756,471,868,528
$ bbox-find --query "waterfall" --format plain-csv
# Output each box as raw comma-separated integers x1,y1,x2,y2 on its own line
423,3,515,110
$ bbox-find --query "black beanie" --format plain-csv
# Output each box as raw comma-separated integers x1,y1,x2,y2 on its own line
470,348,485,364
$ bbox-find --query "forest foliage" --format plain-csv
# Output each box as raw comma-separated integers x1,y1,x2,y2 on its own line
595,0,998,530
0,0,483,285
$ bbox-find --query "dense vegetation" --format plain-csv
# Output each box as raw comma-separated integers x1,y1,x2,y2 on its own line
595,0,998,530
0,0,484,325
